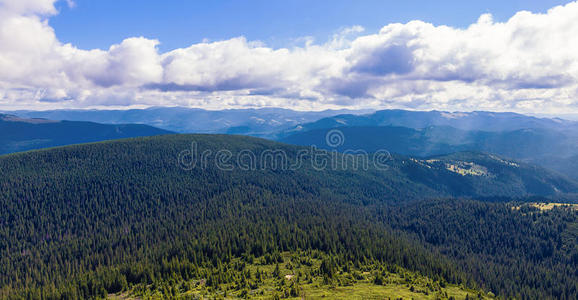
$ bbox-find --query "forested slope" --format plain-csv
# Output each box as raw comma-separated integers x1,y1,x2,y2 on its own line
0,135,576,299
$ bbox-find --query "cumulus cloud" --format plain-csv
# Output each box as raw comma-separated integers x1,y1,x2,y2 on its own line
160,37,289,91
0,0,59,15
0,0,578,113
87,37,163,87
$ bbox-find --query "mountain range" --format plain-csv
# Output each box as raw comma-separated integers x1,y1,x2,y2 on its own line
279,110,578,180
4,107,371,137
0,113,172,154
4,107,578,180
279,109,578,135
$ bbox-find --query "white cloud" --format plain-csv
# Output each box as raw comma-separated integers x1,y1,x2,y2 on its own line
160,37,289,91
0,0,578,113
86,37,163,87
0,0,58,15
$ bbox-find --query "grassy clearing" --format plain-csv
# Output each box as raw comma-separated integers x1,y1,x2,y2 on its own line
530,203,578,211
114,252,491,300
512,202,578,211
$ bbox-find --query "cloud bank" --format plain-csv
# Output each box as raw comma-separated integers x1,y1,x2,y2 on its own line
1,0,578,112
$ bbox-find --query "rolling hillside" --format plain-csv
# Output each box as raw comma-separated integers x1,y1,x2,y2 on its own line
0,114,173,154
281,125,578,180
281,126,571,157
0,135,576,299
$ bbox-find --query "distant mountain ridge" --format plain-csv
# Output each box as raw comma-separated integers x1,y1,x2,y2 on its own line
7,107,576,138
0,113,172,154
279,110,578,180
281,109,578,137
4,107,372,137
5,108,578,180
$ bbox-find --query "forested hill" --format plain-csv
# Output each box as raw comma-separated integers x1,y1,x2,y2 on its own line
1,135,577,299
0,114,172,154
0,134,575,199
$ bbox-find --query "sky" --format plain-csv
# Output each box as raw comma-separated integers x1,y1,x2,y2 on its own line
1,0,578,113
49,0,569,52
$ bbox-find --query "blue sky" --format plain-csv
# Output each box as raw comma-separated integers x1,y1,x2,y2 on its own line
51,0,570,51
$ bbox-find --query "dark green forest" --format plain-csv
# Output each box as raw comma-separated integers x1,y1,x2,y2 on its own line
0,135,576,299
